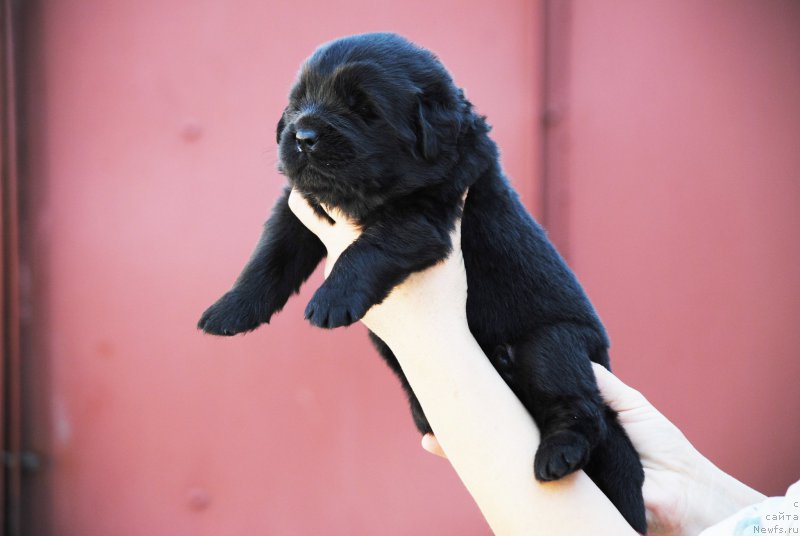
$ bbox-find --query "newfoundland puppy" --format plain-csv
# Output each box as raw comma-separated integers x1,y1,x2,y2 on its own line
198,33,646,532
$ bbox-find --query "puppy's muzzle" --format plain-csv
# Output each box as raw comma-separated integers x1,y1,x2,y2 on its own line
295,129,318,152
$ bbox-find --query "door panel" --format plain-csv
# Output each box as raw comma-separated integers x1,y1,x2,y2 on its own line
556,0,800,495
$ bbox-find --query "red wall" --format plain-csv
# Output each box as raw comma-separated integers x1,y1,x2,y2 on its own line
19,1,799,534
558,0,800,495
21,1,538,534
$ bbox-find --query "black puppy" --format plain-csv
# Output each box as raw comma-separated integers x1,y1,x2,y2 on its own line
199,33,646,532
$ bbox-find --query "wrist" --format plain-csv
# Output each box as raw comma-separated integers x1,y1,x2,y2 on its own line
683,450,766,534
369,311,471,358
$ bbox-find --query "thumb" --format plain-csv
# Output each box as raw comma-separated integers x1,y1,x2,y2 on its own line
288,189,334,239
591,363,650,413
421,433,448,459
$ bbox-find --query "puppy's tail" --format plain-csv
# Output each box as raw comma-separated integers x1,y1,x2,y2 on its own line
585,406,647,534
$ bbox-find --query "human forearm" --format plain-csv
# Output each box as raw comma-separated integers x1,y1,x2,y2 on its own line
379,318,637,535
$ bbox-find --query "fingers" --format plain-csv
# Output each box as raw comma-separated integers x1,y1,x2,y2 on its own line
318,201,349,226
421,433,448,459
447,188,468,244
591,363,650,413
288,189,333,238
288,189,363,236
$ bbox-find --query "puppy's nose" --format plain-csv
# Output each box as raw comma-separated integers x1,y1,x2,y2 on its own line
295,129,318,152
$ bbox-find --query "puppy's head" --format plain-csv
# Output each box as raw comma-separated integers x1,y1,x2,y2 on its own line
277,33,472,216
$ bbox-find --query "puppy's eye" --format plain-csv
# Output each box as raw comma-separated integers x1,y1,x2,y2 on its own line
347,93,377,121
356,103,375,118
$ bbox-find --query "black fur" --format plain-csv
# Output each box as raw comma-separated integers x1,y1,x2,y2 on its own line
198,33,646,533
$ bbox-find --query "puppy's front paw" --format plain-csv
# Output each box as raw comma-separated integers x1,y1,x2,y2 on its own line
198,290,271,336
534,430,591,481
304,283,372,329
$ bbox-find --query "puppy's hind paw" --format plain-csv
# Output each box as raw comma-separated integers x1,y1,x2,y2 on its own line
304,284,372,329
198,290,270,336
534,430,591,481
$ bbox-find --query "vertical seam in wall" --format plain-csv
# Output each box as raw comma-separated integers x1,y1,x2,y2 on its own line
541,0,572,261
1,0,23,533
17,0,52,532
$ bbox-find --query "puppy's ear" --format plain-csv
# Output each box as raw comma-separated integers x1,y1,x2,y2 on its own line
415,95,438,160
276,113,286,144
414,82,464,161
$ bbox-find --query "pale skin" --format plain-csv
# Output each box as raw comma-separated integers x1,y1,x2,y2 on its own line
287,189,765,536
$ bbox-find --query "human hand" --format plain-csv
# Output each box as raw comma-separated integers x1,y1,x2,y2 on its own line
590,363,709,535
422,363,766,535
591,364,768,535
287,189,469,345
287,190,362,278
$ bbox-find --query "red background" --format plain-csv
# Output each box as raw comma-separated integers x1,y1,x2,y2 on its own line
15,1,800,534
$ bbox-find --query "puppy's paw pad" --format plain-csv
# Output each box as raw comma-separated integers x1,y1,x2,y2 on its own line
534,430,591,481
305,285,371,329
198,290,269,336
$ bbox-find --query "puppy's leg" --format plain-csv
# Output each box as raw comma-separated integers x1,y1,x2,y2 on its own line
304,210,453,329
506,324,646,533
507,324,608,478
584,406,647,533
500,323,606,481
368,332,432,434
198,187,326,335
